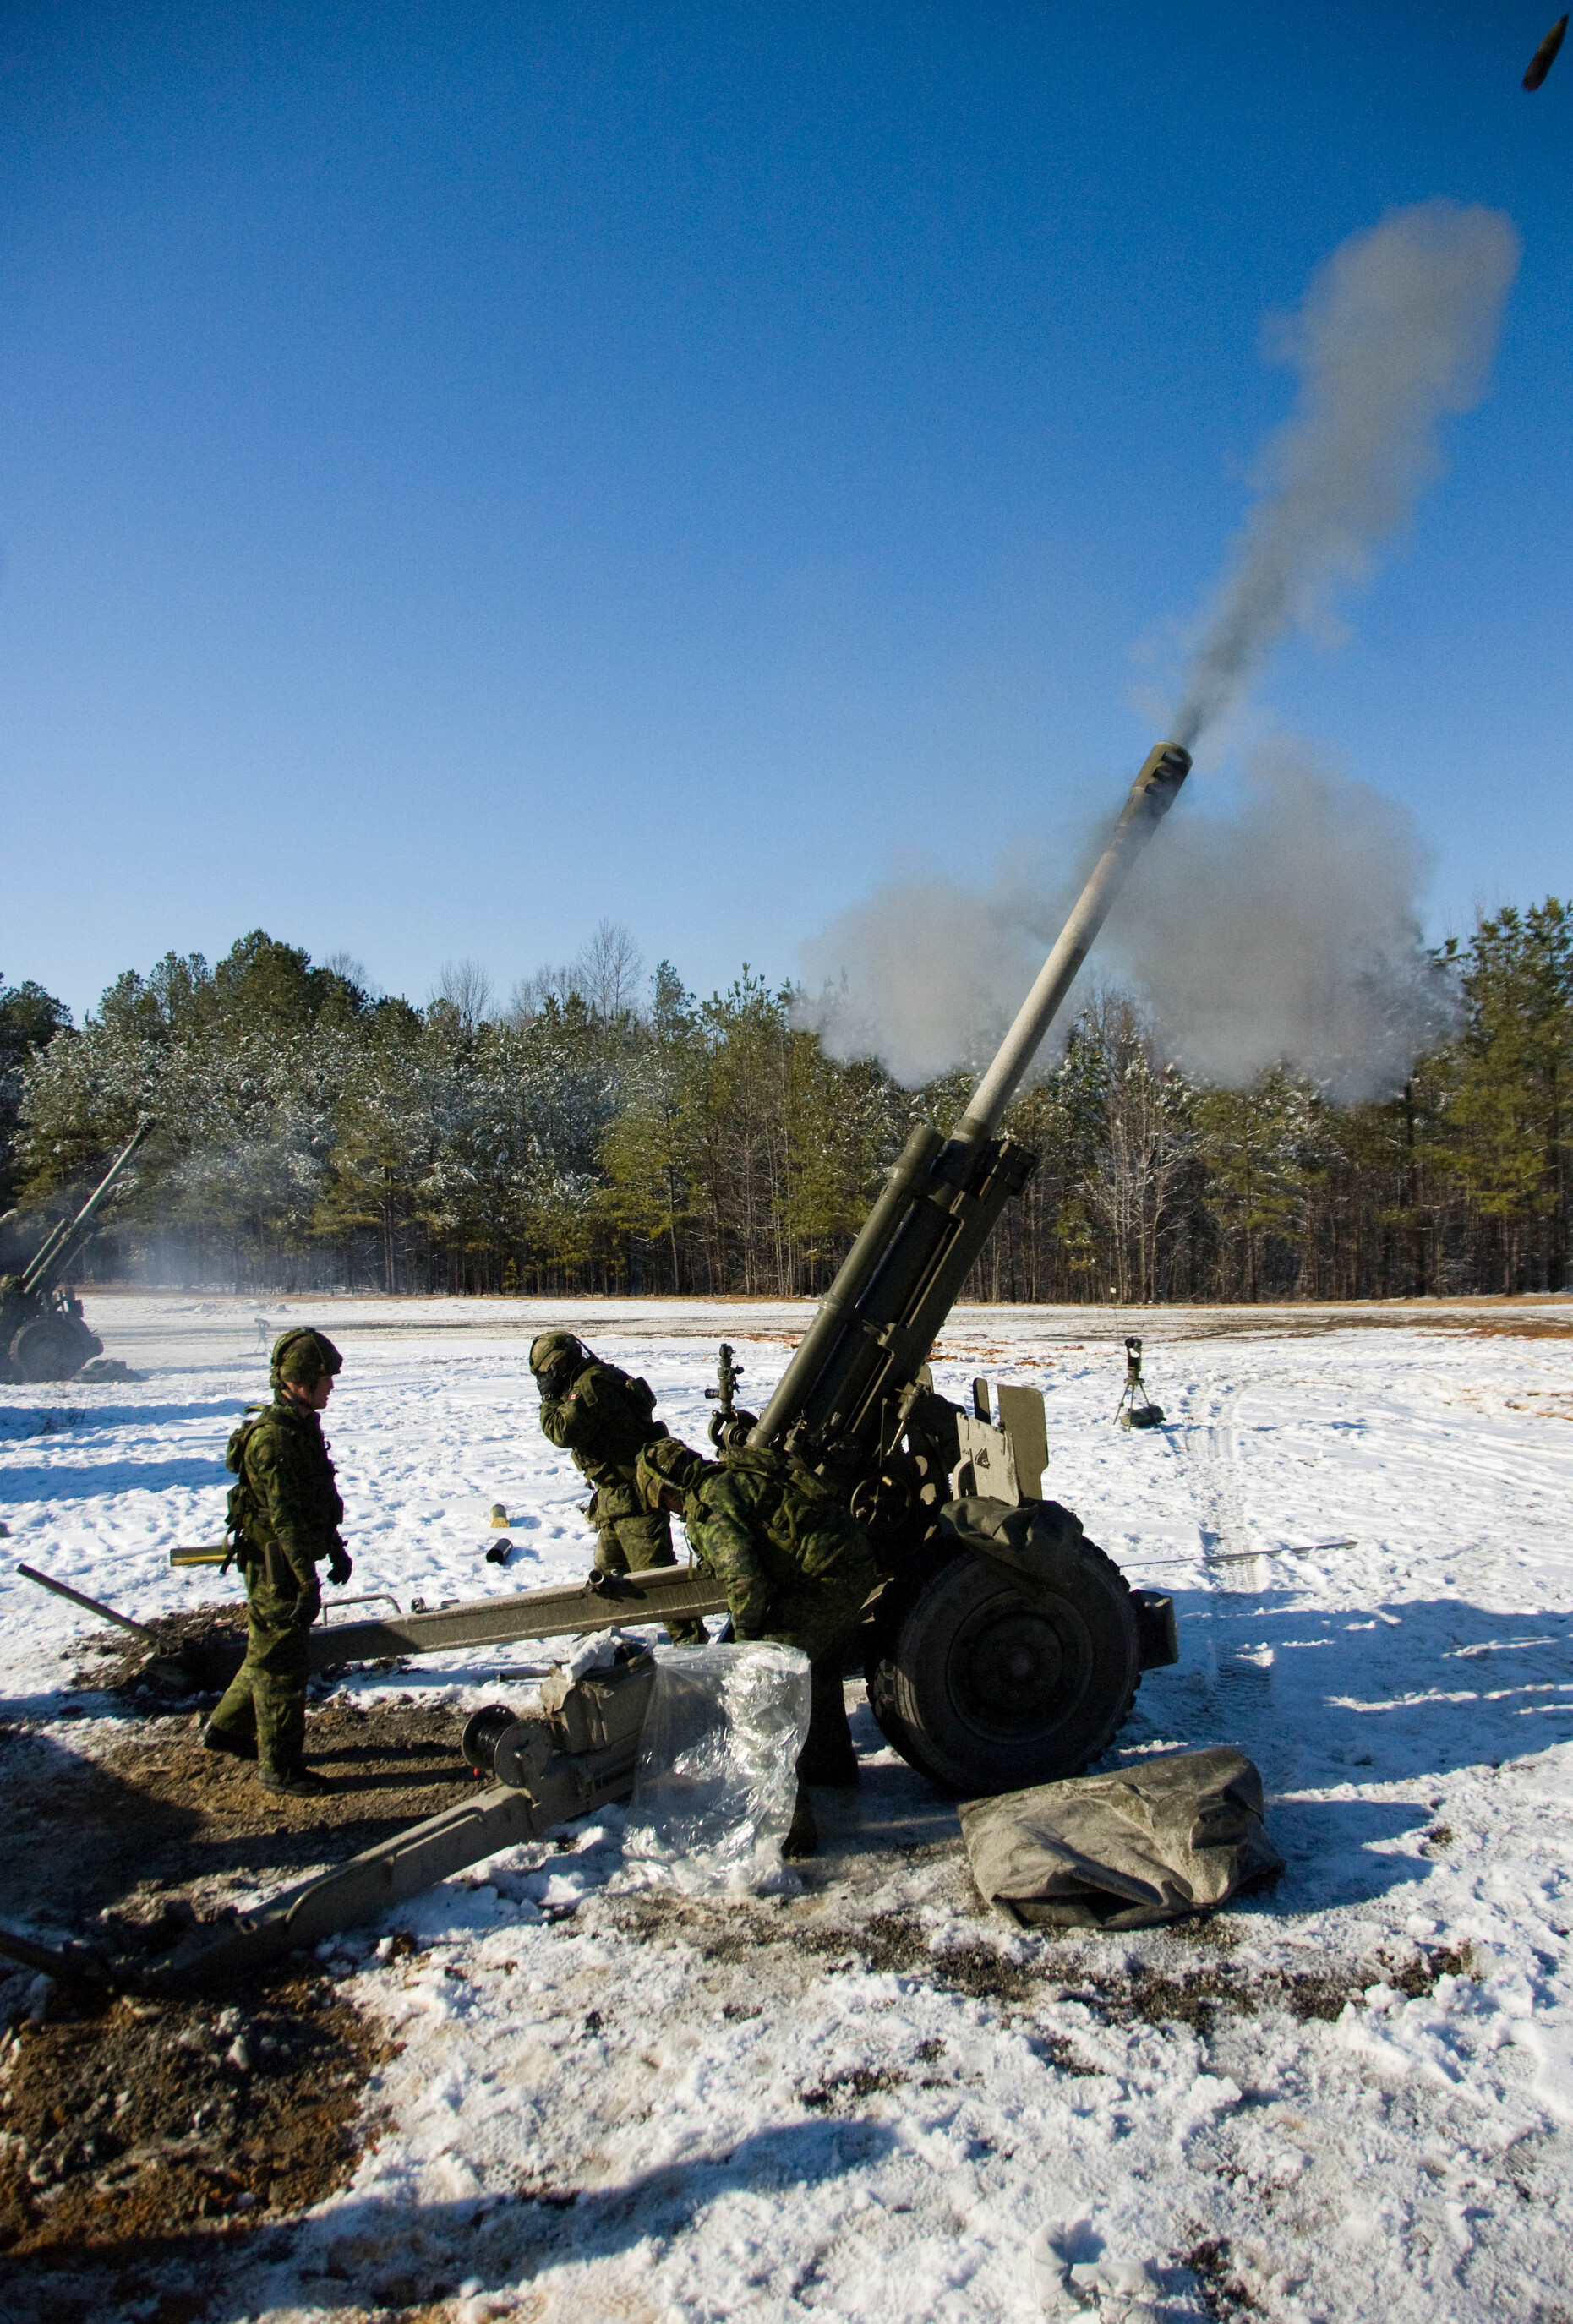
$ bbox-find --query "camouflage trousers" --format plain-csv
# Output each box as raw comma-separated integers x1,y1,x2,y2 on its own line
756,1562,877,1673
206,1574,312,1775
596,1508,706,1645
751,1562,878,1787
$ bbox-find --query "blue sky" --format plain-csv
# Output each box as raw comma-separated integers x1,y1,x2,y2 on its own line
3,2,1570,1020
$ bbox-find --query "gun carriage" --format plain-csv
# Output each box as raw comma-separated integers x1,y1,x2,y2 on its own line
0,1123,150,1383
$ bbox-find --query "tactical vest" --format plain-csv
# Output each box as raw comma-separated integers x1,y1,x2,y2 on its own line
718,1445,863,1582
592,1367,658,1461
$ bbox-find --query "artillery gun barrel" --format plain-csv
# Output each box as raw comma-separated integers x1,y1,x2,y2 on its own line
948,743,1189,1150
751,742,1189,1459
21,1121,151,1299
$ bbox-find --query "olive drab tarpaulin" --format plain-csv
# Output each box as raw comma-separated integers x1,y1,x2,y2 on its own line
959,1746,1284,1932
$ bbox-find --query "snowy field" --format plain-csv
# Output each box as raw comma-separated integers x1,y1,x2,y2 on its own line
4,1289,1573,2321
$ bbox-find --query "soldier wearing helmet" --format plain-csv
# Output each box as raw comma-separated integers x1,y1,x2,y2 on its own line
634,1433,879,1854
202,1327,353,1797
528,1330,704,1644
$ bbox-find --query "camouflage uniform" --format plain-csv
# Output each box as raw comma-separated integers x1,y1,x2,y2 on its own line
206,1329,349,1784
529,1330,704,1644
635,1437,878,1792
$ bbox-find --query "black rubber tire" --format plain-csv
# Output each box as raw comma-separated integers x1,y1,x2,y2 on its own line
867,1539,1141,1796
10,1319,80,1383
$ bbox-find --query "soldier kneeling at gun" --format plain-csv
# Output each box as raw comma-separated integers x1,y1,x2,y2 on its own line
201,1328,354,1798
634,1435,879,1858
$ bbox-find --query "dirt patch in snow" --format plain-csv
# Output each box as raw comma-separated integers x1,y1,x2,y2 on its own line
68,1607,249,1701
0,1975,392,2321
0,1702,475,2321
0,1977,388,2248
0,1700,478,1942
609,1892,1477,2038
609,1890,1083,2008
1058,1938,1475,2033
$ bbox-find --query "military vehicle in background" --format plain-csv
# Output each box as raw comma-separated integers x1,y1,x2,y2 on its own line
0,1122,150,1383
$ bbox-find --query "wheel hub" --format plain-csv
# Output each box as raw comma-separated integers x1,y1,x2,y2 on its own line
948,1601,1080,1739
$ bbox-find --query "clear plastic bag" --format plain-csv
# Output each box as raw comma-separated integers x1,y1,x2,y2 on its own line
623,1642,811,1891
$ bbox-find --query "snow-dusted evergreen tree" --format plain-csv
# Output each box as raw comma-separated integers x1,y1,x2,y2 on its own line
13,903,1572,1298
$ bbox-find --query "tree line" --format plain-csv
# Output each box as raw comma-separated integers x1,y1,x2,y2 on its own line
3,900,1569,1302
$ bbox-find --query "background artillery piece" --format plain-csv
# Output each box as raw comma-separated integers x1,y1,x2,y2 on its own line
0,1122,150,1383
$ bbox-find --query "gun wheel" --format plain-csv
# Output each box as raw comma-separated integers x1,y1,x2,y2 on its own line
9,1317,84,1383
866,1538,1141,1796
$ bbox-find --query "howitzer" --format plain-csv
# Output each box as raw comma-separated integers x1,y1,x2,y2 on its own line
0,1121,151,1383
0,1648,662,1994
743,741,1192,1793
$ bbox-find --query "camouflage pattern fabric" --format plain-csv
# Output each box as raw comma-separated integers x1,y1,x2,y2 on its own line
206,1573,314,1773
642,1442,878,1666
270,1326,343,1391
537,1355,702,1639
538,1358,665,1510
208,1396,342,1775
232,1398,346,1590
593,1507,680,1579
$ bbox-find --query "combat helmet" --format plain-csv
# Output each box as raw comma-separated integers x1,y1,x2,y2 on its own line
528,1330,587,1383
634,1435,709,1510
270,1327,344,1391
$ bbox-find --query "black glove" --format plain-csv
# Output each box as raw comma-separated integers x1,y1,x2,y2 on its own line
328,1547,352,1586
292,1580,323,1629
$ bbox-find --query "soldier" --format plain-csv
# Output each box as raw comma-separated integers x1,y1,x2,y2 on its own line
201,1327,353,1797
528,1330,704,1645
634,1435,880,1854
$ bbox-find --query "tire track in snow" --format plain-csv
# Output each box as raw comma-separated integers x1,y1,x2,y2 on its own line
1166,1366,1281,1728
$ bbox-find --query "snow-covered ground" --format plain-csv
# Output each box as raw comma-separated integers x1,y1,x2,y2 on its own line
5,1290,1573,2321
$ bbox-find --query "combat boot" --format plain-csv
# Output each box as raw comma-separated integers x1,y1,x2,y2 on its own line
783,1779,818,1859
201,1721,257,1762
259,1764,333,1798
796,1664,859,1787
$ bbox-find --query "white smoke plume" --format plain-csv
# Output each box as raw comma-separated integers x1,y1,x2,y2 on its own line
1101,745,1454,1096
1175,198,1520,745
806,200,1517,1094
803,747,1454,1100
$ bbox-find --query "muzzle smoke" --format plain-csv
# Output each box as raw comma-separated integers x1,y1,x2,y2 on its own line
1175,199,1519,746
804,747,1451,1099
806,200,1517,1094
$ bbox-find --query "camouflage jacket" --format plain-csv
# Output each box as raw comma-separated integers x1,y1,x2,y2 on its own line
539,1361,666,1523
676,1448,876,1639
228,1399,344,1591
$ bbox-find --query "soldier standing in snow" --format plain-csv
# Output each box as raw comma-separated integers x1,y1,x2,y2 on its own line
202,1327,353,1797
528,1330,706,1644
634,1434,879,1855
